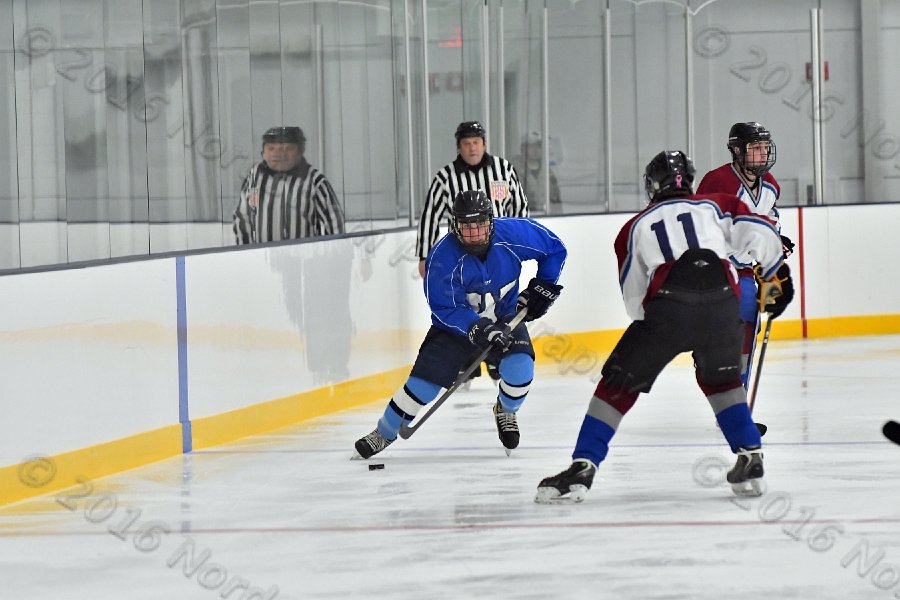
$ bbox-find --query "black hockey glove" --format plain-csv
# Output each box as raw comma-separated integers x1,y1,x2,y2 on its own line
468,317,512,352
516,278,563,322
756,263,794,319
780,235,795,258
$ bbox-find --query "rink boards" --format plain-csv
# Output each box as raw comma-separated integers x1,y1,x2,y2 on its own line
1,204,898,507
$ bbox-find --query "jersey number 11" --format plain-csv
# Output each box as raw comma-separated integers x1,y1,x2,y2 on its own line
650,213,700,262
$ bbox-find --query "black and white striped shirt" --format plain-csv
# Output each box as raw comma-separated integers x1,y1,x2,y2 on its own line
233,159,345,244
415,153,528,258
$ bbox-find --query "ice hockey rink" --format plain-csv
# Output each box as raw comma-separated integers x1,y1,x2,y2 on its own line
1,333,898,600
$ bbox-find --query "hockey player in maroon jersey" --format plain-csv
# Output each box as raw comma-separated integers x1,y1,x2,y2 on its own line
697,122,794,389
536,151,787,503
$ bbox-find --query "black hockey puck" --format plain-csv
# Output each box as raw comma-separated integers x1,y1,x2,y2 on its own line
368,463,385,471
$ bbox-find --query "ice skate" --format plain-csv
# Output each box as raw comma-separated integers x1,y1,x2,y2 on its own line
534,459,597,504
727,446,765,497
493,400,519,455
352,428,394,460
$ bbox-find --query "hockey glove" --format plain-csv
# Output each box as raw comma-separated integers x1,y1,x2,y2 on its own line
780,235,795,258
468,317,513,352
516,278,563,322
755,263,794,319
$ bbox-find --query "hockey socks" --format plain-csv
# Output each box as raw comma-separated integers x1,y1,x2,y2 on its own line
716,402,762,452
572,414,617,467
496,352,533,413
378,377,441,439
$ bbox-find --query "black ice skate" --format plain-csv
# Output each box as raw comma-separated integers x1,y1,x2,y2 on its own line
726,446,765,497
493,400,520,455
534,459,597,504
353,428,394,460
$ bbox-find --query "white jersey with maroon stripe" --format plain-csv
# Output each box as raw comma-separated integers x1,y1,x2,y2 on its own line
614,193,784,321
696,163,782,269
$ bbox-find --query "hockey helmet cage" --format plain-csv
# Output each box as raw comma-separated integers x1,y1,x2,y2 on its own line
450,190,494,252
727,121,776,176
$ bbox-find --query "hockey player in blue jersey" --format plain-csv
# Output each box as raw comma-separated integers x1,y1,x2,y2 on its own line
353,190,567,459
535,150,788,503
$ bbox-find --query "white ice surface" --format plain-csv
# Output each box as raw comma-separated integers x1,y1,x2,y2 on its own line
2,335,899,600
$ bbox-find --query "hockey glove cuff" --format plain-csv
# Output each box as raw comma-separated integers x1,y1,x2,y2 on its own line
468,318,513,352
516,278,563,322
755,263,794,319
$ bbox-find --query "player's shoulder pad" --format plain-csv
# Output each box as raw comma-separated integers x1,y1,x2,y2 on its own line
493,216,553,242
685,191,741,211
763,171,781,195
696,163,730,188
429,232,464,261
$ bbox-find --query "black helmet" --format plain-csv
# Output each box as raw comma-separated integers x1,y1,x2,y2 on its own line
727,122,776,177
644,151,695,202
454,121,487,143
262,126,306,148
450,190,493,253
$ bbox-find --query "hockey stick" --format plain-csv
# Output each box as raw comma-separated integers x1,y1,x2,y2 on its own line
399,307,529,440
748,316,773,436
748,316,772,413
883,420,900,445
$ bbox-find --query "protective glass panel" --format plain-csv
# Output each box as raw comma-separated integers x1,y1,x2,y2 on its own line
608,0,687,213
0,0,19,269
499,2,546,213
546,0,605,214
694,0,819,207
876,1,900,202
424,0,475,193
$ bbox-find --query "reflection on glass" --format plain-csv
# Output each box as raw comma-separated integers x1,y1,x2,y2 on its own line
184,0,223,227
143,0,188,229
0,0,18,226
2,0,898,270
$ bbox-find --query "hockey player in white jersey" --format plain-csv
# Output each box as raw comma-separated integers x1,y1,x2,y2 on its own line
536,150,788,503
697,122,794,388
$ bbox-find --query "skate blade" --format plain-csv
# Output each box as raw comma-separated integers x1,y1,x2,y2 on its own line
730,477,765,497
534,485,589,504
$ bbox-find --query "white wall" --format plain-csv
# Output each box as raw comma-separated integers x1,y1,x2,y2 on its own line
1,205,898,468
0,260,180,463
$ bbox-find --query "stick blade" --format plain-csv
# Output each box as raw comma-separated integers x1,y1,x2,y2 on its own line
398,422,416,440
883,420,900,445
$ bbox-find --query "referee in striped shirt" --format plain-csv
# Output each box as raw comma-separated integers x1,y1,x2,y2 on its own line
233,126,345,244
415,121,528,278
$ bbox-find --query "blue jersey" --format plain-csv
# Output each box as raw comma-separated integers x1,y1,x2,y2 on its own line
424,217,567,336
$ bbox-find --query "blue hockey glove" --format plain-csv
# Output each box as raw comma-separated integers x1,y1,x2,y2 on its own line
516,278,563,322
468,317,512,352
